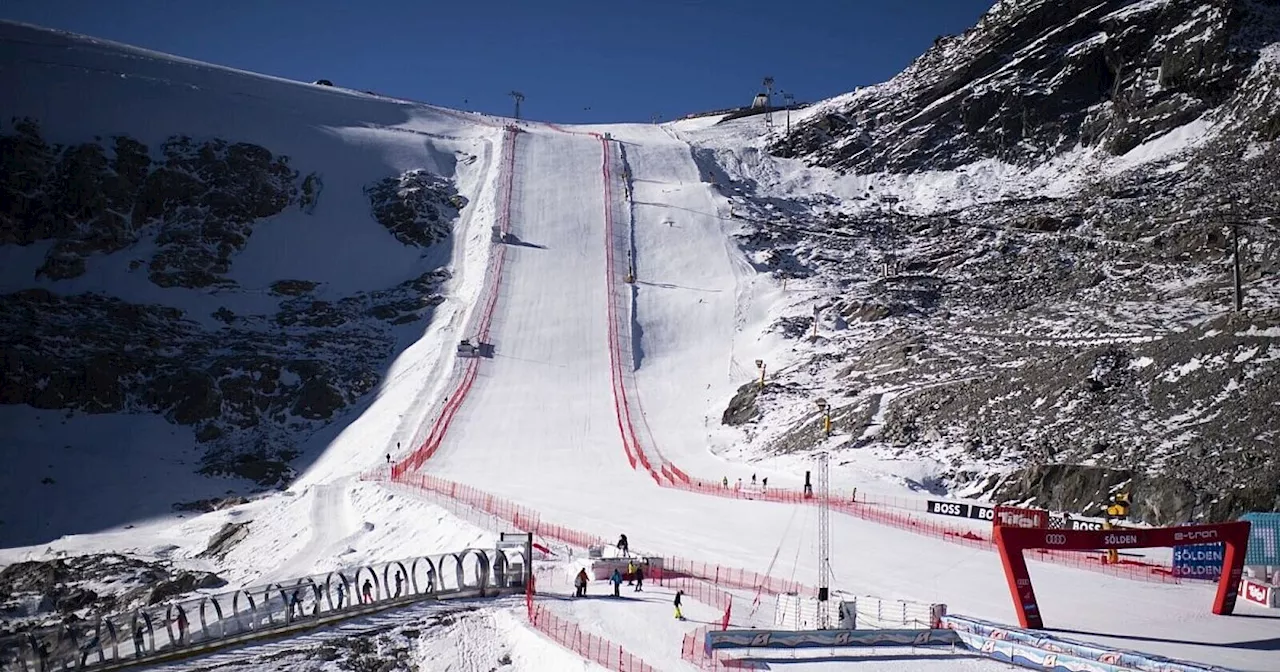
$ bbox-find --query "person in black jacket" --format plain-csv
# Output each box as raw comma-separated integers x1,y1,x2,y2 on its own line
632,565,644,592
617,534,629,557
674,589,684,620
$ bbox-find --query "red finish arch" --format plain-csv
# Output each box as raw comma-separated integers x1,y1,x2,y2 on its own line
995,522,1251,629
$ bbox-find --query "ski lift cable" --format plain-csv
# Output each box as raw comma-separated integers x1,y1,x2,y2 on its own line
750,504,800,622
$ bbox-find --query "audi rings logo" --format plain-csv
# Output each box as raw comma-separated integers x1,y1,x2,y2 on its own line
1045,533,1068,546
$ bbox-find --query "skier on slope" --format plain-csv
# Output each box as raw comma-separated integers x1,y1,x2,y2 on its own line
575,568,589,597
633,564,644,592
674,589,685,620
610,568,623,597
617,534,629,557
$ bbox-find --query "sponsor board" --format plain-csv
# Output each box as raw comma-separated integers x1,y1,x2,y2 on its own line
1173,524,1225,580
1044,533,1068,546
1173,529,1219,543
995,506,1048,529
927,500,968,517
1241,580,1276,607
1102,533,1139,546
926,500,995,521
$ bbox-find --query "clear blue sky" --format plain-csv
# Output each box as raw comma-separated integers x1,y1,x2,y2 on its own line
3,0,995,123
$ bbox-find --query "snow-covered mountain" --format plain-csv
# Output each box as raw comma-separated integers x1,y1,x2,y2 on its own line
3,6,1280,670
0,20,502,547
696,0,1280,525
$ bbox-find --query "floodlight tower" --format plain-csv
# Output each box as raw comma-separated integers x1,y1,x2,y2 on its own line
509,91,525,120
816,450,832,629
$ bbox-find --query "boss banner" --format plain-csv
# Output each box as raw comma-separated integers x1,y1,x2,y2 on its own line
926,500,994,521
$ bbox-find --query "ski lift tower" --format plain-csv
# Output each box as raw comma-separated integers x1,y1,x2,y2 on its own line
762,76,775,128
509,91,525,120
817,450,831,629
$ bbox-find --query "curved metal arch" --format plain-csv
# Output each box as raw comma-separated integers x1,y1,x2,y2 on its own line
270,583,296,626
441,548,491,594
21,632,40,671
163,603,191,648
324,571,354,611
231,589,259,632
98,618,118,664
128,611,154,658
353,565,382,604
409,557,439,595
50,621,81,667
199,596,226,640
280,578,320,620
295,577,324,617
382,561,411,599
73,618,109,667
492,550,516,589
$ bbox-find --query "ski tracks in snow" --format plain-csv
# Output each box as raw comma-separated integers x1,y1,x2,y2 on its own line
258,481,356,584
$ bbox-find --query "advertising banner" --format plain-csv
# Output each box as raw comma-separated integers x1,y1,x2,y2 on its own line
1172,542,1224,580
926,500,994,522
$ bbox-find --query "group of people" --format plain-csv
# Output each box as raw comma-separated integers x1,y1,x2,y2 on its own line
721,474,768,490
569,533,683,619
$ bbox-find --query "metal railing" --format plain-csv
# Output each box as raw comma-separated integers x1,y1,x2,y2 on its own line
0,545,528,672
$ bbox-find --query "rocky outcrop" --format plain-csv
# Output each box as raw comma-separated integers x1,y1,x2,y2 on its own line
0,272,451,486
774,0,1280,173
0,554,224,631
366,170,466,247
199,522,250,559
0,118,317,287
721,383,761,425
706,1,1280,524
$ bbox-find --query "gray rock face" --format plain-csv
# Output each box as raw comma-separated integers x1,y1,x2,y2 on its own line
0,118,462,490
711,1,1280,524
0,118,314,287
366,170,465,247
0,554,224,632
774,0,1280,174
721,383,761,426
0,269,450,486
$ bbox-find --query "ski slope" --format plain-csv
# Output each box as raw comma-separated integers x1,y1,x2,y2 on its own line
415,121,1280,670
2,19,1278,672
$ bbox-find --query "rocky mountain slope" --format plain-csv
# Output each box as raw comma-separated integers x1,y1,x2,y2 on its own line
0,21,497,547
704,0,1280,525
1,117,462,488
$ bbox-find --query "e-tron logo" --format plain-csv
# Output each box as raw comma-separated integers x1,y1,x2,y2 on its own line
1045,534,1067,546
1174,529,1219,543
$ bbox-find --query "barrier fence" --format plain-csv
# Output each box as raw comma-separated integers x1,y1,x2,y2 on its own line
528,603,657,672
0,547,523,672
628,473,1177,584
390,124,520,479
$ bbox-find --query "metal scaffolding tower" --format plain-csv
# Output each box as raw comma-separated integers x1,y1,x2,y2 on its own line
817,451,831,629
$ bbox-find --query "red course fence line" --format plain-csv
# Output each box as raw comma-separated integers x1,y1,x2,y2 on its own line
587,134,1176,587
599,135,643,475
390,125,519,479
